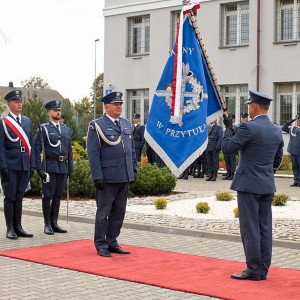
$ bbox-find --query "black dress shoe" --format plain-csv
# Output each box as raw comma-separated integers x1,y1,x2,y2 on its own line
231,271,261,281
98,248,112,257
297,183,300,187
290,182,298,187
108,246,131,254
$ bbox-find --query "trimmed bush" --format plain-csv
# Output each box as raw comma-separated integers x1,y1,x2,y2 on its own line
215,191,234,201
196,202,210,214
154,197,167,210
233,207,239,218
69,159,95,198
272,193,289,206
130,163,176,196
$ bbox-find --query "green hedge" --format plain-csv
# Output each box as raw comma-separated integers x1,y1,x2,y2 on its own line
27,160,176,198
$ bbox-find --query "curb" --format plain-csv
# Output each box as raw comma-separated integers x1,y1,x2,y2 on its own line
3,207,299,250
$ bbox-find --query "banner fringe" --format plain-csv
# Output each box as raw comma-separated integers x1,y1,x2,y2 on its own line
144,129,208,177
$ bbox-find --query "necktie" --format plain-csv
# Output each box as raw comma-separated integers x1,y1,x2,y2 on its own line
56,124,60,134
114,120,120,129
16,116,21,125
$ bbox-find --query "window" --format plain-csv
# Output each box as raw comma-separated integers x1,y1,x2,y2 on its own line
128,16,150,56
276,0,300,42
127,89,149,124
221,84,248,123
275,82,300,124
221,1,249,47
171,10,197,50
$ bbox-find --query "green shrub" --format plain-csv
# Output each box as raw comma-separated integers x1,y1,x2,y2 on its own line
272,193,289,206
233,207,239,218
130,163,176,196
215,191,234,201
72,141,88,160
278,155,292,170
196,202,210,214
69,159,95,198
154,197,167,210
26,171,42,196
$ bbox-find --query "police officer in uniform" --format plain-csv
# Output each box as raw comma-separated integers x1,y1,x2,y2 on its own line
87,92,137,258
0,90,34,239
206,120,222,181
222,114,236,180
222,90,283,281
33,100,73,235
132,113,145,162
282,116,300,187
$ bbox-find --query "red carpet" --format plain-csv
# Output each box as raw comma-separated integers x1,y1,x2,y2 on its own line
1,239,299,300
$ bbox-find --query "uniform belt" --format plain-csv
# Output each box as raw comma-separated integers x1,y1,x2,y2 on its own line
46,156,68,161
7,147,26,152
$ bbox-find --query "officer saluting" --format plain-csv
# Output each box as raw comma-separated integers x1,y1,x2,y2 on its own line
33,100,73,235
87,92,137,258
0,90,34,239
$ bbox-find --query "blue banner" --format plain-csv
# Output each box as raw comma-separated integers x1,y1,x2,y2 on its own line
145,17,223,176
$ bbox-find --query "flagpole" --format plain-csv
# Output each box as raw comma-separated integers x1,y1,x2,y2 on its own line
182,1,228,116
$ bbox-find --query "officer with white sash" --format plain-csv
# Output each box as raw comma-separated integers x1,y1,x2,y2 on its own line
0,90,34,239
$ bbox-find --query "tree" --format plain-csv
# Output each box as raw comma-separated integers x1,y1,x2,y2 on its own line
21,76,51,89
61,98,83,141
91,73,104,118
22,92,48,133
74,97,93,116
0,97,8,116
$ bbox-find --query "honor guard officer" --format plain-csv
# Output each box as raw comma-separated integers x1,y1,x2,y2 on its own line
282,115,300,187
222,90,283,281
87,92,137,258
206,120,222,181
33,100,73,235
132,113,145,162
0,90,34,239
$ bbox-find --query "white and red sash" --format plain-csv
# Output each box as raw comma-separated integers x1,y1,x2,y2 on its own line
171,0,200,124
2,116,31,160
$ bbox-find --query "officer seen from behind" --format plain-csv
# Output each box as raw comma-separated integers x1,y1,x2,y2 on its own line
34,100,73,235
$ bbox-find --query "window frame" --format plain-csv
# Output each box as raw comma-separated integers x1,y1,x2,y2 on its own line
220,1,250,48
275,0,300,43
127,15,150,56
127,89,149,125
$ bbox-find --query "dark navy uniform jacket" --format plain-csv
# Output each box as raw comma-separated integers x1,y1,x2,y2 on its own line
282,123,300,156
132,124,145,149
87,114,137,183
33,122,73,174
206,124,222,152
222,115,284,194
0,114,33,171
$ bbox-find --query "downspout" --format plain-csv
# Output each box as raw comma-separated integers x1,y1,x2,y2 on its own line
256,0,261,91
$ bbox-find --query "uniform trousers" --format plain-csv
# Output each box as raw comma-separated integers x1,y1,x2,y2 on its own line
42,173,68,202
224,154,236,173
291,154,300,184
134,147,142,162
94,182,128,250
206,150,219,173
237,192,273,278
2,170,30,203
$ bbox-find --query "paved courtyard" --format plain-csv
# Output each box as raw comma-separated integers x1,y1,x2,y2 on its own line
0,175,299,299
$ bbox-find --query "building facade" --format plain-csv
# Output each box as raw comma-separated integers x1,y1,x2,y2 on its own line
103,0,300,131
